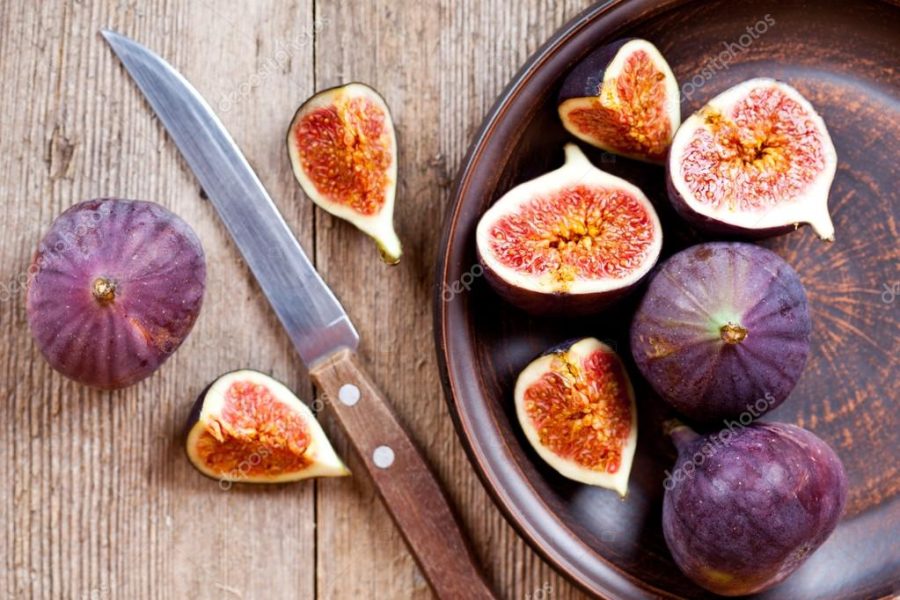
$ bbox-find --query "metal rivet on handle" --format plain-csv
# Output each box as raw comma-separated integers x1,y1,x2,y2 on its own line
338,384,360,406
372,445,395,469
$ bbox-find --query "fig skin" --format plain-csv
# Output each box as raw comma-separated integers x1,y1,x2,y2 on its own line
558,39,632,103
558,38,680,164
185,369,348,483
286,82,402,264
630,242,810,423
26,199,206,390
514,337,637,496
666,78,837,241
476,144,663,316
663,422,847,596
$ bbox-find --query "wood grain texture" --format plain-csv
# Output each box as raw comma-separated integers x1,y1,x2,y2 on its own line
0,0,595,599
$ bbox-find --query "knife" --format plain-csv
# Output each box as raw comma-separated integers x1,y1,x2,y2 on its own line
101,30,495,600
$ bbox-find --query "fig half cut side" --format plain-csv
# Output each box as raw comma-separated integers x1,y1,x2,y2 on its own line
514,338,637,497
558,38,680,164
476,143,663,316
186,370,349,483
287,82,402,263
667,78,837,240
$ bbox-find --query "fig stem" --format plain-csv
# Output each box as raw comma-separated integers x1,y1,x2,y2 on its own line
562,143,590,166
665,419,700,451
92,276,117,305
720,322,748,344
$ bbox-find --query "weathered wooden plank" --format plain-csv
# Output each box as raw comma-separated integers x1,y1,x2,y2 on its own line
0,1,319,598
0,0,606,598
313,1,593,598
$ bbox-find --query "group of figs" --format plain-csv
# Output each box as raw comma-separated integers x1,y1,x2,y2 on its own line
25,81,405,485
478,39,847,595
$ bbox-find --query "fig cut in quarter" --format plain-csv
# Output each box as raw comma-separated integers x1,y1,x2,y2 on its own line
558,38,680,163
186,370,348,483
287,82,402,263
514,338,638,497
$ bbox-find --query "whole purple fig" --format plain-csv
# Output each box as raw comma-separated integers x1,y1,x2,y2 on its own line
630,242,810,422
663,422,847,596
26,199,206,389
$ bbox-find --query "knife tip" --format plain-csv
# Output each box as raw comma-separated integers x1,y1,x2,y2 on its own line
99,28,125,47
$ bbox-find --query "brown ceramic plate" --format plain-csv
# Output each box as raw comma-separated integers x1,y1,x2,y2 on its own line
434,0,899,597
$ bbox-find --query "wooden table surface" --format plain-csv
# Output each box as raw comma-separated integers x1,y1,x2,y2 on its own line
0,1,597,598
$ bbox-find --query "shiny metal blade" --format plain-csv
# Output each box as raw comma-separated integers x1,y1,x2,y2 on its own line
101,29,358,366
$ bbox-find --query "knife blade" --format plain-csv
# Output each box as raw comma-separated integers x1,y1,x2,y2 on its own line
99,29,357,367
101,30,494,600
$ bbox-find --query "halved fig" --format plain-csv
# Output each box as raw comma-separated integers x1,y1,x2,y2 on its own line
287,83,402,263
476,144,662,315
515,338,637,496
667,78,837,240
186,370,348,483
558,39,680,163
26,198,206,390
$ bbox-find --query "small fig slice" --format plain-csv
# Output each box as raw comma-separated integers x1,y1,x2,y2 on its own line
26,198,206,390
514,338,637,496
476,144,662,316
667,78,837,240
558,38,680,163
663,422,847,596
630,242,810,423
287,82,402,263
185,370,348,483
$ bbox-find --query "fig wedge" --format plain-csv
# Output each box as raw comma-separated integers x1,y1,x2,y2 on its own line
186,370,349,483
559,38,680,163
515,338,637,496
476,143,662,315
287,83,402,263
667,78,837,240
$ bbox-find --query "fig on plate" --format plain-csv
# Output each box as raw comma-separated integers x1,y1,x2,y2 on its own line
26,198,206,390
663,422,847,596
287,82,402,263
558,38,680,163
476,144,662,315
185,370,348,483
667,78,837,240
514,338,637,496
630,242,810,423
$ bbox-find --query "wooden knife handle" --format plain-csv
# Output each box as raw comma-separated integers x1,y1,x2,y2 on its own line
310,349,496,600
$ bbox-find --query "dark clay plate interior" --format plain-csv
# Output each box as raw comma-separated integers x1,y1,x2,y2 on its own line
435,0,899,597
